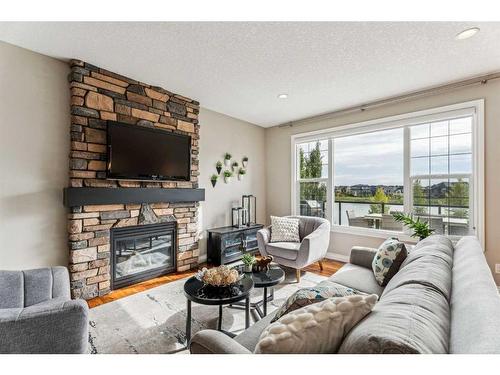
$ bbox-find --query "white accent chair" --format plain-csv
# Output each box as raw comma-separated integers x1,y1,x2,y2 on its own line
257,216,330,282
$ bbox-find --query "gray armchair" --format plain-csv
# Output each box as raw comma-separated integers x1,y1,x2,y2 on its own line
257,216,330,282
0,266,89,353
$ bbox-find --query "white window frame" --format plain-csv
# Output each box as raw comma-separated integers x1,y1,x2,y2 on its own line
294,138,332,222
291,100,485,246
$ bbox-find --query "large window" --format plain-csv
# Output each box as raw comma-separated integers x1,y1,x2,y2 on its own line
292,101,484,242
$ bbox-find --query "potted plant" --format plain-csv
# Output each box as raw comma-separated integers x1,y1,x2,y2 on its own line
242,156,249,168
392,212,435,240
223,170,233,183
241,253,256,273
232,161,239,172
224,152,232,167
215,161,223,175
238,168,246,181
210,174,218,187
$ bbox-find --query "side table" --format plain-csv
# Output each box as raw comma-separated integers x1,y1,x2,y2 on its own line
183,275,254,345
231,266,285,320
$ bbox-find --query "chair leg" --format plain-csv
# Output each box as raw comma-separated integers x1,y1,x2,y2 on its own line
296,269,301,283
318,260,324,271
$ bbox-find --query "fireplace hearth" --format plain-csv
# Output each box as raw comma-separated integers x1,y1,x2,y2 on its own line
111,222,177,289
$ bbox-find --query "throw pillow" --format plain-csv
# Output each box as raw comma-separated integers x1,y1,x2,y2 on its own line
254,294,378,354
271,280,365,322
270,216,300,243
372,237,408,286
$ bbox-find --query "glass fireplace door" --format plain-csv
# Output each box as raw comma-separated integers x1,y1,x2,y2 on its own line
111,222,176,289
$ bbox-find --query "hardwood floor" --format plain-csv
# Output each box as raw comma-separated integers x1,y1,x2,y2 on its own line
304,258,344,277
87,258,345,308
87,268,200,308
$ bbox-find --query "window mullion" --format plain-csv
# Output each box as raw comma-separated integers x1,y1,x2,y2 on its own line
403,127,412,237
328,138,334,225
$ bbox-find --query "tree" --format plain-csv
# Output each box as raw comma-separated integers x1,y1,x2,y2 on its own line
412,179,427,215
299,142,327,216
369,187,389,214
446,178,469,218
307,142,323,178
299,148,307,179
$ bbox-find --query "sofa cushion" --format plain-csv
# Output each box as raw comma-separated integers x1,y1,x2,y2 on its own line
0,271,24,309
408,234,453,255
255,294,378,354
401,235,453,270
266,242,301,260
339,235,454,354
235,311,277,351
270,216,300,243
450,236,500,353
383,235,453,301
271,280,365,322
372,237,408,286
328,263,384,296
338,283,450,354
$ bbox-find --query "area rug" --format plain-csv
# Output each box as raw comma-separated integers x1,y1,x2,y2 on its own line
88,268,327,354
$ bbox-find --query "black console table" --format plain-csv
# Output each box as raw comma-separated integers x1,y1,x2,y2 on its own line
207,224,264,265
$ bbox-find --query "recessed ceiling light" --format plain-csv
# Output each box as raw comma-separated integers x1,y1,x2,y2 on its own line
277,94,288,99
455,27,480,40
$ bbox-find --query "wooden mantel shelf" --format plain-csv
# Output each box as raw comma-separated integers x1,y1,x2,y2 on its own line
63,187,205,207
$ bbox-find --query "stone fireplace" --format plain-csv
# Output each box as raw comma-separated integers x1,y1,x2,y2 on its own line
66,60,203,300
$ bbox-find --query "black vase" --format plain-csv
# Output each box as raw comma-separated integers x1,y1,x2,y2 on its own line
216,166,222,174
211,179,217,187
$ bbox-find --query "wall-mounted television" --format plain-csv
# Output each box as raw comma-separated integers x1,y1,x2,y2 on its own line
106,121,191,181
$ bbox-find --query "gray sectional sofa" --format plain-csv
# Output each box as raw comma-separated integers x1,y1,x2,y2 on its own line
0,266,89,353
190,235,500,354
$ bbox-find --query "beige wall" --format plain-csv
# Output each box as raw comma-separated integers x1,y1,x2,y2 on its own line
265,79,500,284
0,41,70,270
198,108,266,260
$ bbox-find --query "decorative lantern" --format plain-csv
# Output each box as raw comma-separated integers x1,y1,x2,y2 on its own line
242,195,257,226
232,207,244,228
241,208,249,227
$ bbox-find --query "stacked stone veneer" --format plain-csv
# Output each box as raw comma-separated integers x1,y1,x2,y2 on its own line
67,60,200,300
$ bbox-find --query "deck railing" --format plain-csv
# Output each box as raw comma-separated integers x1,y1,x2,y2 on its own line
300,199,469,226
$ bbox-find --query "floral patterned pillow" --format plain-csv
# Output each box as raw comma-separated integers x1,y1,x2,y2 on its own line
372,237,408,286
271,280,365,322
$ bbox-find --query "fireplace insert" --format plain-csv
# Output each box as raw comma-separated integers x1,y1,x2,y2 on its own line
110,222,177,289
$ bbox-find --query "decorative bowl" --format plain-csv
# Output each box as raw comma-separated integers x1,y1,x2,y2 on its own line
195,265,242,287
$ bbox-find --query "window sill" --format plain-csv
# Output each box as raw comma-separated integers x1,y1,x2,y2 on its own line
331,224,417,244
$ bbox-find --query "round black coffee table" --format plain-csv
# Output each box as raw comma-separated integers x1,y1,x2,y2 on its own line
232,266,285,319
183,276,254,345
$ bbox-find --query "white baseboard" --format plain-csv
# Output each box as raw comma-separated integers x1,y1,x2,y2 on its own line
325,252,349,263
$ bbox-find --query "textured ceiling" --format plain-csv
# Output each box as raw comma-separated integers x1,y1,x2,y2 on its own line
1,22,500,127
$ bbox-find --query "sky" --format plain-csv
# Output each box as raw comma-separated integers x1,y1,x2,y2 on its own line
300,117,473,186
334,128,404,185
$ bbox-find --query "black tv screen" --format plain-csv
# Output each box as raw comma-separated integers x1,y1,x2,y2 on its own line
106,121,191,181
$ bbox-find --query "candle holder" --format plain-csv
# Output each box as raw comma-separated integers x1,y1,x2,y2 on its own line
232,207,245,228
242,195,257,226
